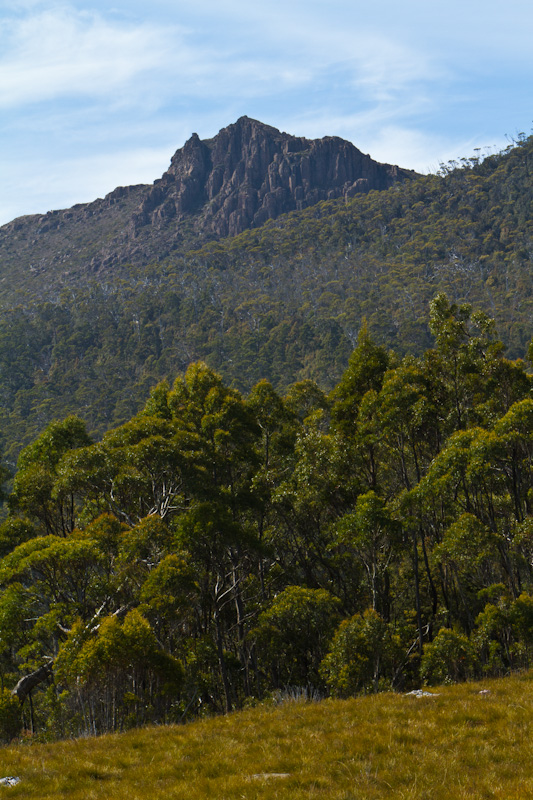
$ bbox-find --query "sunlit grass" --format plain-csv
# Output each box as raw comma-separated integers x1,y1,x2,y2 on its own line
1,673,533,798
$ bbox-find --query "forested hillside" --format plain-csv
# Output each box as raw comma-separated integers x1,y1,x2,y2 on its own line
0,132,531,463
1,295,533,740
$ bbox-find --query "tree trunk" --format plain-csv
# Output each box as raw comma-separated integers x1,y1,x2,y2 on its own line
11,663,53,704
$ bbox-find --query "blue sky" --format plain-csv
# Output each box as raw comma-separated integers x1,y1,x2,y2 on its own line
1,0,532,225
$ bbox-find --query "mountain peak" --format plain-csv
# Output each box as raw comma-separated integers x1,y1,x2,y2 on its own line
157,118,414,240
0,117,417,279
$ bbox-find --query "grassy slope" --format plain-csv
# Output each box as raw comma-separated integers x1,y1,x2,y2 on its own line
2,673,533,799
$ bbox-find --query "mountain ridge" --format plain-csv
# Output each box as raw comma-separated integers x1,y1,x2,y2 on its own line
0,116,416,298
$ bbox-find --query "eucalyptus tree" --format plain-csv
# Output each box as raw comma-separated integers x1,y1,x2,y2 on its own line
166,363,263,710
334,491,402,620
330,322,391,440
425,293,506,435
9,416,92,537
253,585,340,691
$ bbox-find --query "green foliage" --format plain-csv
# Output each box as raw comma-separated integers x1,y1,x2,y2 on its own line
330,323,391,438
254,586,341,688
0,689,22,742
0,136,533,464
321,608,401,696
10,417,92,536
55,609,184,731
1,292,533,739
335,492,401,616
420,628,478,685
0,517,36,557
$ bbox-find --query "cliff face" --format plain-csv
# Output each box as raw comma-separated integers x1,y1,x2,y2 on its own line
131,116,412,239
0,117,416,293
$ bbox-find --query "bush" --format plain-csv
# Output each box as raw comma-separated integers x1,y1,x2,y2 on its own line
254,586,341,688
0,689,22,742
320,609,400,697
420,628,477,685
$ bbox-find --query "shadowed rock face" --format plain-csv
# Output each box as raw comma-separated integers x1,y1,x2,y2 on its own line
131,116,413,239
0,117,416,288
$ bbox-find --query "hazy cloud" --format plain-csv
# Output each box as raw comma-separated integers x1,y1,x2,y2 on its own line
0,8,182,107
0,2,440,110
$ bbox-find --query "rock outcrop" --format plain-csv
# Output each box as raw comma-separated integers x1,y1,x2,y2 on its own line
0,117,416,291
131,116,413,240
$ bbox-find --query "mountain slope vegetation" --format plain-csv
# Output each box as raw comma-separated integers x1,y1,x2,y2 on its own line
0,116,414,305
0,131,531,462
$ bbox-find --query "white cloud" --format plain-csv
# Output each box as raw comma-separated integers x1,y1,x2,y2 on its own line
0,5,338,112
0,8,181,107
0,1,444,117
1,0,529,225
173,0,442,95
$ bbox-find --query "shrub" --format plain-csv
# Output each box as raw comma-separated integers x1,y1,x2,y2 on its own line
254,586,341,688
320,609,400,697
420,628,477,685
0,689,22,742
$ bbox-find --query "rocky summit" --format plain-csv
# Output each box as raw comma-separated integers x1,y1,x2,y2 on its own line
133,116,414,239
0,117,415,295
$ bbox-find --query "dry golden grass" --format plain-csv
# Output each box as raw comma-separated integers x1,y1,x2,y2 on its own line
1,673,533,799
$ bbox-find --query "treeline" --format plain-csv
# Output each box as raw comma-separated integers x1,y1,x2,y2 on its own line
0,294,532,739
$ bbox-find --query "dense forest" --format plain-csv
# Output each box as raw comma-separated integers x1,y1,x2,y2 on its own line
0,293,532,740
0,133,532,464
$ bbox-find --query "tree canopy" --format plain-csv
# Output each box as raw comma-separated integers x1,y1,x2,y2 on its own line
0,295,532,740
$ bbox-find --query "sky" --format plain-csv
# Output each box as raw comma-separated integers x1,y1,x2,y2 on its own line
1,0,532,226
